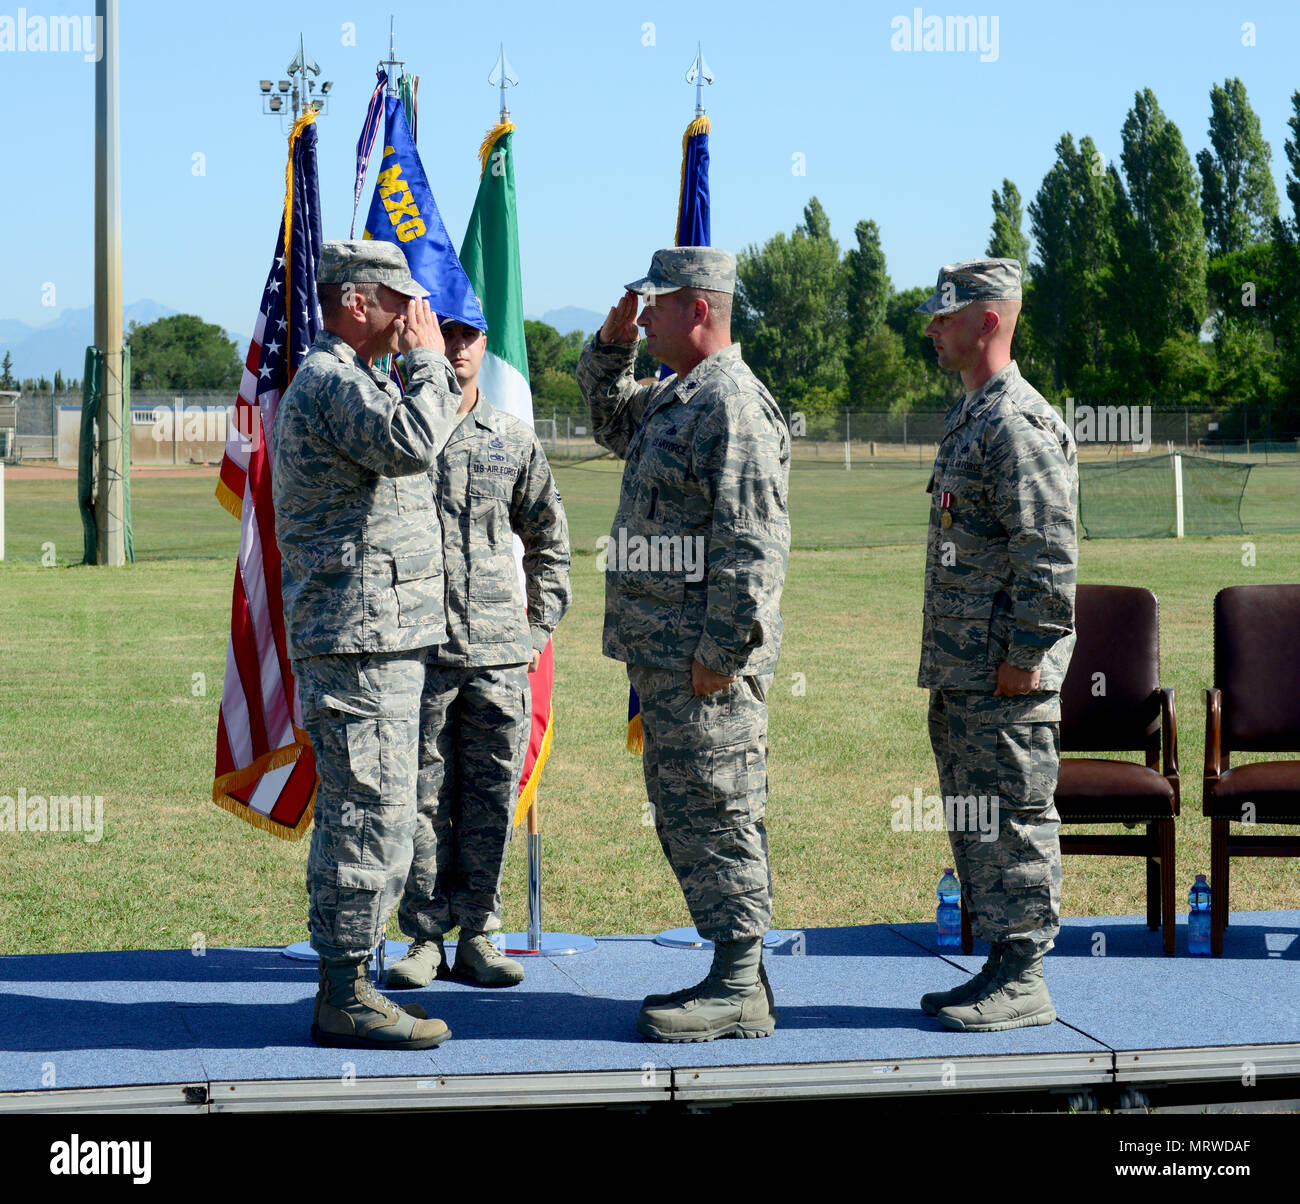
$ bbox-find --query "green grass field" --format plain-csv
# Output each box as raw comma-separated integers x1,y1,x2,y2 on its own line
1,463,1298,955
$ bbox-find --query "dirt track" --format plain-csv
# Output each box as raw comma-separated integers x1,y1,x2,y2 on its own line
4,464,220,481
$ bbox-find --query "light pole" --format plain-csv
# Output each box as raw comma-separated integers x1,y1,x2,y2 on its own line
257,35,331,122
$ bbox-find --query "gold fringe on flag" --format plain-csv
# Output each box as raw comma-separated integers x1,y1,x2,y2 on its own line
211,725,316,841
477,120,517,177
626,712,644,755
282,108,318,376
214,477,242,520
674,114,711,244
513,710,554,829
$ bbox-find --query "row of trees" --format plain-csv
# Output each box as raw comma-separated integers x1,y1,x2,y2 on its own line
732,78,1300,435
0,352,78,395
21,77,1299,436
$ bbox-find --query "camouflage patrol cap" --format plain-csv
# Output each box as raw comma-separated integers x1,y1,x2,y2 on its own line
625,247,737,297
915,258,1022,316
317,239,429,299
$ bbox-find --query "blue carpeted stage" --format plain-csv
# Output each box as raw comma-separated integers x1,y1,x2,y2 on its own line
2,912,1297,1113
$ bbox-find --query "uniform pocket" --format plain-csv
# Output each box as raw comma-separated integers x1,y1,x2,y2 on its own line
393,548,445,628
343,719,385,799
395,474,436,514
467,553,518,602
1001,862,1051,892
995,722,1060,808
688,740,761,830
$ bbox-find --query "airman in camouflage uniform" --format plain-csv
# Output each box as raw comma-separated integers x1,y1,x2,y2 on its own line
577,247,790,1042
914,259,1078,1032
388,317,571,990
273,240,462,1050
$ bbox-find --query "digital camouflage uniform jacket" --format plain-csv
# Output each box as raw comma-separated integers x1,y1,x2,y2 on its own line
577,338,790,675
272,331,463,659
432,394,571,667
919,359,1078,693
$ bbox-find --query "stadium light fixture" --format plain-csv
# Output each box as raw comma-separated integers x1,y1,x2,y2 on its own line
259,38,329,121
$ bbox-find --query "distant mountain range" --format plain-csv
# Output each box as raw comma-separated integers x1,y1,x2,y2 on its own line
0,302,250,384
1,301,603,384
529,307,604,337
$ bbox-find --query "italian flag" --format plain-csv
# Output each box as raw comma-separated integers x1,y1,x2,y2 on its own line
459,122,553,827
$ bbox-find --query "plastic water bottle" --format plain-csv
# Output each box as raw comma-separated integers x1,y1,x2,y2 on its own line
1187,874,1211,956
936,868,961,947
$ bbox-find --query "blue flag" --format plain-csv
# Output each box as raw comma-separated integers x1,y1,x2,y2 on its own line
363,96,486,331
675,116,711,247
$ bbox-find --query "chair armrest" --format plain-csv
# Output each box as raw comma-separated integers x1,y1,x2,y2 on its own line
1160,687,1180,809
1203,687,1222,814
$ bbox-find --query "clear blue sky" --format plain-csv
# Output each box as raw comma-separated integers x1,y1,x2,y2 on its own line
2,0,1299,335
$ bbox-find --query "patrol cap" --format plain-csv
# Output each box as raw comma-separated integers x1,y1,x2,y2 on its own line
625,246,737,297
317,239,429,299
915,258,1022,316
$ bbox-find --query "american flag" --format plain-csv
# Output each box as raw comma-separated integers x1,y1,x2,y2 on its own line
212,111,323,839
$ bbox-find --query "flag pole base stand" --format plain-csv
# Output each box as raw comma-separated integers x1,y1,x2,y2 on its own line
654,927,794,950
498,931,596,957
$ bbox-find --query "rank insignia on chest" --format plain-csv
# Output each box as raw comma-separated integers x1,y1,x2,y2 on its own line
489,436,505,449
940,491,953,528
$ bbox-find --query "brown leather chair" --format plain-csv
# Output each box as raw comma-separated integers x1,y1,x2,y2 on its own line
959,584,1179,954
1203,584,1300,956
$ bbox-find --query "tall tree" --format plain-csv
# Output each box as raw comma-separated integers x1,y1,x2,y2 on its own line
0,351,14,389
735,196,847,401
843,219,890,335
1267,90,1300,416
843,219,892,402
987,179,1030,270
127,314,241,391
987,179,1040,377
1197,78,1278,256
1118,89,1208,354
1028,134,1118,396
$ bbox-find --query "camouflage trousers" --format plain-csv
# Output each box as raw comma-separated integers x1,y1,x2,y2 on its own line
627,665,776,942
927,689,1063,957
295,650,429,964
398,663,531,939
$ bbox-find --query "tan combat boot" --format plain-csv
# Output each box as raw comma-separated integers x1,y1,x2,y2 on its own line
637,938,776,1042
920,944,1004,1016
385,937,446,989
452,930,525,986
937,947,1056,1032
311,960,450,1049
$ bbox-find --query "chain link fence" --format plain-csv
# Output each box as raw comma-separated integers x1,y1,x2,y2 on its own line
536,405,1300,466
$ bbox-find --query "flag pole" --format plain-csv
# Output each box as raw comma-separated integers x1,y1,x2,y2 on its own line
380,17,403,97
469,48,587,958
